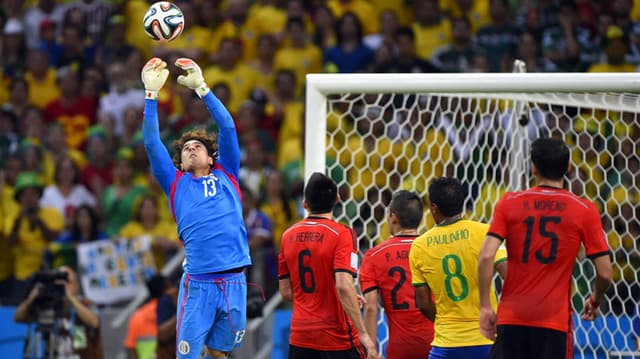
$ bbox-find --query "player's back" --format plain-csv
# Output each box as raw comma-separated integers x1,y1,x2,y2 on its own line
360,235,434,358
411,219,498,347
489,186,608,332
279,216,359,351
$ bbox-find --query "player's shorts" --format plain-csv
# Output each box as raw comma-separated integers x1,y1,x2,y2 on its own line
288,344,364,359
429,344,492,359
176,270,247,359
490,324,571,359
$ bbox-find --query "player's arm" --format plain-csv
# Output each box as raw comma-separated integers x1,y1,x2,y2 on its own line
408,238,435,321
175,58,241,177
278,277,293,301
581,204,613,321
362,289,379,343
582,253,612,320
414,284,435,321
359,253,379,342
494,242,508,279
141,58,178,194
335,272,379,358
278,241,293,301
478,234,503,340
335,229,380,359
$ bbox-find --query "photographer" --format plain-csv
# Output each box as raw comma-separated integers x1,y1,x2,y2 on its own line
14,266,102,359
7,172,64,302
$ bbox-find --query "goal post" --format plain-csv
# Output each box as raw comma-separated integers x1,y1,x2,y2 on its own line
304,72,640,359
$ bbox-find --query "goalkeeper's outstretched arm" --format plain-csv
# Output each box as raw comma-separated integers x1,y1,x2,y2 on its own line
175,58,241,178
141,57,178,194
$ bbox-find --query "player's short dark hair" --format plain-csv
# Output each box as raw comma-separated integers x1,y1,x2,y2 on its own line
531,137,570,180
304,172,338,214
389,190,423,229
428,177,464,217
172,129,219,169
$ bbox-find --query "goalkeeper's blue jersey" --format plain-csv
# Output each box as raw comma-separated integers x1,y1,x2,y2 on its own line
142,92,251,274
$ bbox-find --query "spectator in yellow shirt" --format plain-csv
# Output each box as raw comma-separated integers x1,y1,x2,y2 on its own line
203,38,258,114
5,172,64,300
274,17,323,95
119,195,181,270
412,0,452,61
327,0,379,35
24,49,60,109
249,34,278,95
212,0,257,63
588,25,637,73
0,169,13,302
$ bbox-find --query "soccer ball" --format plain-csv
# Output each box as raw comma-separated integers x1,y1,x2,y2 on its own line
143,1,184,42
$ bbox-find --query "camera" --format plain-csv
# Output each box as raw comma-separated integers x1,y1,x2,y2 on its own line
32,270,68,311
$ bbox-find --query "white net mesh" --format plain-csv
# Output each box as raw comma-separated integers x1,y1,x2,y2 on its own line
317,89,639,358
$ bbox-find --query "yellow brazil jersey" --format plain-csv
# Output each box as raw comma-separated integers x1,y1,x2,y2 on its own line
5,207,64,280
412,19,452,60
0,75,8,104
203,63,257,114
248,62,275,95
212,20,258,63
278,100,305,142
327,0,379,35
634,0,640,20
409,219,506,348
274,43,323,95
25,69,60,109
439,0,490,34
247,3,287,36
0,196,11,281
277,100,305,166
2,185,19,224
587,63,637,73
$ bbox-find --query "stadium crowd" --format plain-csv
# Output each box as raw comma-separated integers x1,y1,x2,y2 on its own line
0,0,639,357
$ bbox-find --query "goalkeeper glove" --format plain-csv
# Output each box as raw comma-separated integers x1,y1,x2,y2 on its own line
141,57,169,100
175,57,210,98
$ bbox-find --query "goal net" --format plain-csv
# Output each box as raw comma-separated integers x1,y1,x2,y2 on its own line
304,72,640,359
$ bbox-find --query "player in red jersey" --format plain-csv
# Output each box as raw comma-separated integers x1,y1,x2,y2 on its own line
278,172,380,359
478,137,612,359
359,190,434,359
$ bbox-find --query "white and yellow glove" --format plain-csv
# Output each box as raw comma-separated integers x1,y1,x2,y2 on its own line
141,57,169,100
175,57,210,98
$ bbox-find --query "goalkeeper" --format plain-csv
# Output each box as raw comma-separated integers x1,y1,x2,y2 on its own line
141,57,251,359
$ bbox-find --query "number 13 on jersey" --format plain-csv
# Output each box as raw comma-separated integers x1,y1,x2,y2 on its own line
202,177,217,197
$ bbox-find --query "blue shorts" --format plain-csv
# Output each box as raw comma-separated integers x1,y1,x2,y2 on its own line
176,271,247,358
429,345,492,359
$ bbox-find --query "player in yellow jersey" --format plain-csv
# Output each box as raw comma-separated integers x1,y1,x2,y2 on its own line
410,177,506,359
